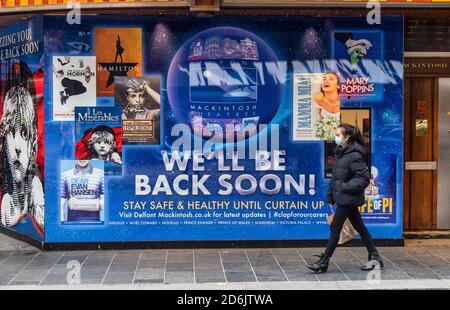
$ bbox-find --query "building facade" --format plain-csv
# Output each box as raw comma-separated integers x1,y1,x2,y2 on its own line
0,0,448,248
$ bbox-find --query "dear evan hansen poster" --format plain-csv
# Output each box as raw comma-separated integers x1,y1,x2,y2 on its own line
42,16,403,243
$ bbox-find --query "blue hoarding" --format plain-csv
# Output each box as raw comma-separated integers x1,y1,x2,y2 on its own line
39,16,403,243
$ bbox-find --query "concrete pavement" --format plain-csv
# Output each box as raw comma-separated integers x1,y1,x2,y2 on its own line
0,235,449,289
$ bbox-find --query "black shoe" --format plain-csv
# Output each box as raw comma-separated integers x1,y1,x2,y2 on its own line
361,251,384,271
306,253,330,273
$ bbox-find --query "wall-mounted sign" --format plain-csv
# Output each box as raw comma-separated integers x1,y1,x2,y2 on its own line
416,118,429,136
417,100,427,114
404,58,450,75
0,16,404,245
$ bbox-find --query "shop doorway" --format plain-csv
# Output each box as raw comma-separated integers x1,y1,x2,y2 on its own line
403,77,438,230
403,69,450,230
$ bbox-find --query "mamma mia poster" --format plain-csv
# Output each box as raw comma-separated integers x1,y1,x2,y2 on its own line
41,16,403,243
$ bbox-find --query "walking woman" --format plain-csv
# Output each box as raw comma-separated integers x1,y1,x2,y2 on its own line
307,123,383,273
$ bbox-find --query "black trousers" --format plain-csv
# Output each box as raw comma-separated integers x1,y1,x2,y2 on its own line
324,205,377,258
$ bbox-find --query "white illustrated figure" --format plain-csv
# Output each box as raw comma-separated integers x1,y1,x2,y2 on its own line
0,61,44,232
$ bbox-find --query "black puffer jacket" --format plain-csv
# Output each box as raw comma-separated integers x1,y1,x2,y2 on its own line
327,142,370,208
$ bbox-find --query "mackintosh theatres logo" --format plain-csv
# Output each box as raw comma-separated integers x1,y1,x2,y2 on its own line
95,28,142,97
166,27,284,142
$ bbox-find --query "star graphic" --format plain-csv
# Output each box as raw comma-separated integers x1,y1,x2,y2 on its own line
98,62,138,88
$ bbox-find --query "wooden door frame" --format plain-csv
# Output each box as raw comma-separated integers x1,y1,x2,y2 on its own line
403,77,411,230
403,76,439,230
403,56,448,230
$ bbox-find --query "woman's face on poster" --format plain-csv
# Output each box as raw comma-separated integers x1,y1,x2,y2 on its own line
321,74,339,93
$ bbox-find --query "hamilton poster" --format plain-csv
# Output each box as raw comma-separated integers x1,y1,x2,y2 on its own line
94,28,142,97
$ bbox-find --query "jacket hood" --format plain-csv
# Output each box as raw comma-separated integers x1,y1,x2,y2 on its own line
335,142,368,160
345,142,368,160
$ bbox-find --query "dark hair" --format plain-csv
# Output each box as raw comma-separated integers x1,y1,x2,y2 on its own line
92,125,115,136
3,60,36,102
338,123,364,146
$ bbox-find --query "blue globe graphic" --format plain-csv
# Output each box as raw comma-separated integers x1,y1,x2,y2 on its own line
167,26,283,141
